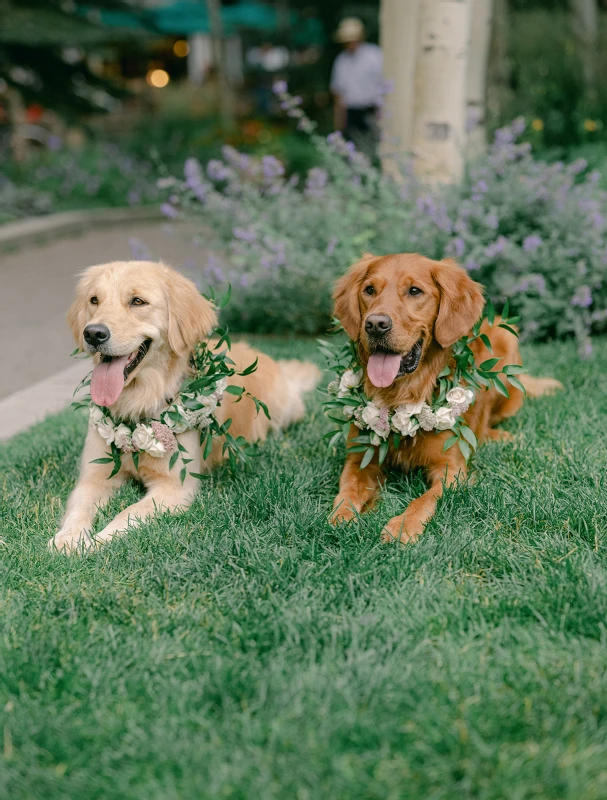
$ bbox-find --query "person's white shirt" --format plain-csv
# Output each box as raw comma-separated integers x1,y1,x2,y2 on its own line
330,43,383,109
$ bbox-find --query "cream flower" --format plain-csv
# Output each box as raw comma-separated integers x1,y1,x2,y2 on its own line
391,407,420,437
163,405,190,434
132,424,156,452
369,432,382,446
338,368,363,397
89,405,104,426
198,392,219,414
96,418,116,445
435,406,457,431
343,405,357,419
446,387,475,406
214,377,228,396
113,423,132,450
146,439,168,458
400,400,425,417
361,402,390,438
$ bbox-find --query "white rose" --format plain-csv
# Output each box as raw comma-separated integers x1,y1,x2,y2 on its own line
131,424,156,452
343,405,356,419
400,400,425,417
214,377,228,395
145,439,167,458
338,368,363,397
446,387,474,406
89,405,104,426
361,402,389,438
163,405,189,434
369,432,382,446
113,423,132,449
391,407,420,437
435,406,457,431
198,393,218,414
96,418,115,444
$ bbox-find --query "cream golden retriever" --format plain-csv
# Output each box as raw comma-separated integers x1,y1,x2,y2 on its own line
331,253,562,543
51,260,319,553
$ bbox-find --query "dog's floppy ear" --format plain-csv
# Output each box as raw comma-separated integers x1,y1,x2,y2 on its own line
167,271,218,355
333,253,375,340
432,259,485,347
66,275,89,348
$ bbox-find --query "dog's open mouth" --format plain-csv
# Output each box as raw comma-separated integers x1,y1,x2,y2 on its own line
367,339,423,388
90,339,152,407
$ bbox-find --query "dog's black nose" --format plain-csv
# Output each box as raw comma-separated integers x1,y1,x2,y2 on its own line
83,324,110,347
365,314,392,337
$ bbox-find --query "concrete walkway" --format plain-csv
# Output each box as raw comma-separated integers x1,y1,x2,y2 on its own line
0,217,205,439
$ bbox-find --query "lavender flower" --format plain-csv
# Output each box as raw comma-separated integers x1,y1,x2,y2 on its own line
233,226,257,243
160,202,179,219
571,285,592,308
304,167,328,198
261,155,285,181
522,234,543,252
326,236,339,257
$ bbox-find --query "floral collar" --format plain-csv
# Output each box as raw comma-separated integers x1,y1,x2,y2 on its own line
320,302,524,467
73,331,268,482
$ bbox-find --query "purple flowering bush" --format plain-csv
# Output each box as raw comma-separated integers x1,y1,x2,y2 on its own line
161,88,607,352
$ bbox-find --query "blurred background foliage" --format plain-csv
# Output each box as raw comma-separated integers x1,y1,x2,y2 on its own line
1,0,607,217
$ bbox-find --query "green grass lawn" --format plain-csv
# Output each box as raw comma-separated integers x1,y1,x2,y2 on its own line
2,336,607,799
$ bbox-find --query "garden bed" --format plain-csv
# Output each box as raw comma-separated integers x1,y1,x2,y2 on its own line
2,335,607,799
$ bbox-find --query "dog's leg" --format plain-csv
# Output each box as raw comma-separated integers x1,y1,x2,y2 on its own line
50,470,124,553
331,432,384,524
90,474,199,550
381,459,465,544
49,431,126,553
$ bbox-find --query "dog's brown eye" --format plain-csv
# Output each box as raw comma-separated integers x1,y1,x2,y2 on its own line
409,286,423,296
131,297,147,306
364,285,375,296
90,296,98,305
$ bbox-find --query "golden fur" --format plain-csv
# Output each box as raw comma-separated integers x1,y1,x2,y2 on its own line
331,252,562,543
52,260,319,553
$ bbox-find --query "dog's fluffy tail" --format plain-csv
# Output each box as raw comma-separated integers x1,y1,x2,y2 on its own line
520,374,563,397
275,359,321,428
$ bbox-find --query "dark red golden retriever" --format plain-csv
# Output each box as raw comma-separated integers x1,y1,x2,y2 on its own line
330,252,562,543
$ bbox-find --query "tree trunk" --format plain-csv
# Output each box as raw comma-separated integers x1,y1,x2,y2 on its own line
570,0,599,93
466,0,493,154
6,87,29,163
487,0,512,126
205,0,236,132
379,0,422,178
411,0,472,184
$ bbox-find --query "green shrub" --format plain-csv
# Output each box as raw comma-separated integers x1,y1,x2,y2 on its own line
161,87,607,355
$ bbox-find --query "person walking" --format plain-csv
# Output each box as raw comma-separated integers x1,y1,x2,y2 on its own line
330,17,383,150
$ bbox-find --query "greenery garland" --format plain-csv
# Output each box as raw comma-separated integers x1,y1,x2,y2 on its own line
320,300,525,468
72,288,269,481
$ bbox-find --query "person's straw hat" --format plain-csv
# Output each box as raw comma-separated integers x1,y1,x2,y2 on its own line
334,17,365,44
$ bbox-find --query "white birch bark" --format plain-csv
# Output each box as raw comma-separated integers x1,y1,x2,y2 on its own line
571,0,599,89
466,0,493,154
411,0,472,183
379,0,422,177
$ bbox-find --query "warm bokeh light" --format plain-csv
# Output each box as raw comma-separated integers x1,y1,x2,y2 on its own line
173,39,189,58
146,69,170,88
584,119,598,132
531,118,544,132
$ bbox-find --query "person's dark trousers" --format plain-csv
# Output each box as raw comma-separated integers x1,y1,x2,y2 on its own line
344,106,379,158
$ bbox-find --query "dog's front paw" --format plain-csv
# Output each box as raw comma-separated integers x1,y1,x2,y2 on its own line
330,496,360,525
48,528,93,555
380,513,423,545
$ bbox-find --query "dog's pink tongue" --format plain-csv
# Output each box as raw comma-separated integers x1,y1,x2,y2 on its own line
367,352,402,388
90,356,129,407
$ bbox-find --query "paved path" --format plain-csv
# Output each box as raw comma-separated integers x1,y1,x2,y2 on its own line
0,219,205,438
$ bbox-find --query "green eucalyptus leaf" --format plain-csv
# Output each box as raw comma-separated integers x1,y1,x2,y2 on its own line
360,447,375,470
